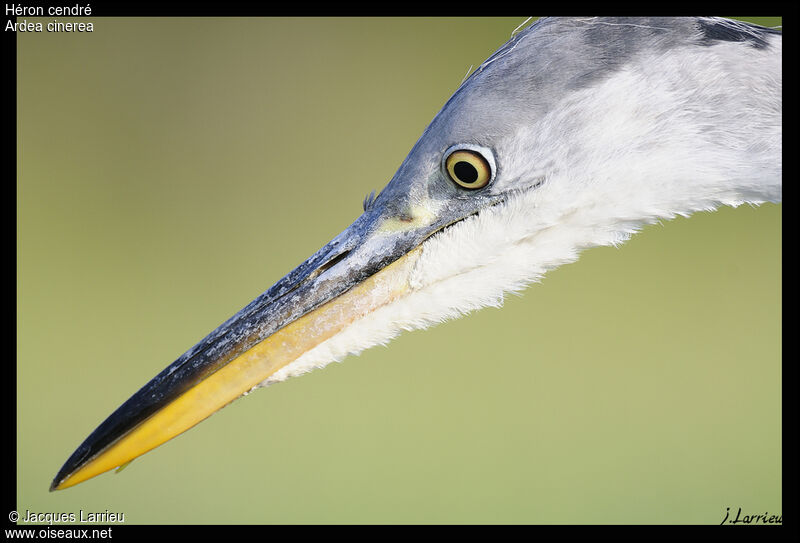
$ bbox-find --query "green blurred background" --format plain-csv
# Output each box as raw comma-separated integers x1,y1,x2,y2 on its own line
17,17,781,524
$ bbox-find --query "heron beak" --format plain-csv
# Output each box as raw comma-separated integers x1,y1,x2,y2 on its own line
50,208,440,491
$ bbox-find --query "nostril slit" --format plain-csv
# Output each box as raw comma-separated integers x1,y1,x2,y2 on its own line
281,249,354,299
318,250,351,274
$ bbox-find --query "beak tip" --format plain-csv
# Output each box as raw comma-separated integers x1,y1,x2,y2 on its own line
50,466,70,491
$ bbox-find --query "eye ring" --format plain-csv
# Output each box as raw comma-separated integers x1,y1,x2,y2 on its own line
442,145,495,190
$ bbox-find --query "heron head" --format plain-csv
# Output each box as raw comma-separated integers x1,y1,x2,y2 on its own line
51,17,781,490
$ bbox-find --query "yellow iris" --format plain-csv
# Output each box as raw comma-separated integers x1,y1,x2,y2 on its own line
445,150,491,189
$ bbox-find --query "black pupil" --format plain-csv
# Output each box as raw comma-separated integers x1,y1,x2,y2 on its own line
454,161,479,184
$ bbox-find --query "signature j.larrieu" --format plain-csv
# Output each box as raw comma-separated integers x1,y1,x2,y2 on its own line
721,507,782,525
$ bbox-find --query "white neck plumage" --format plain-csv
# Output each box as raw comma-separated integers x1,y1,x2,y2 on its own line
262,29,781,387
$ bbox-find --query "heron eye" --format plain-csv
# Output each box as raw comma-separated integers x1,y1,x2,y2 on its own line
445,149,492,189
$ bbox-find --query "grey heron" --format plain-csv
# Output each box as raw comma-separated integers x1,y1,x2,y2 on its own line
51,16,781,491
